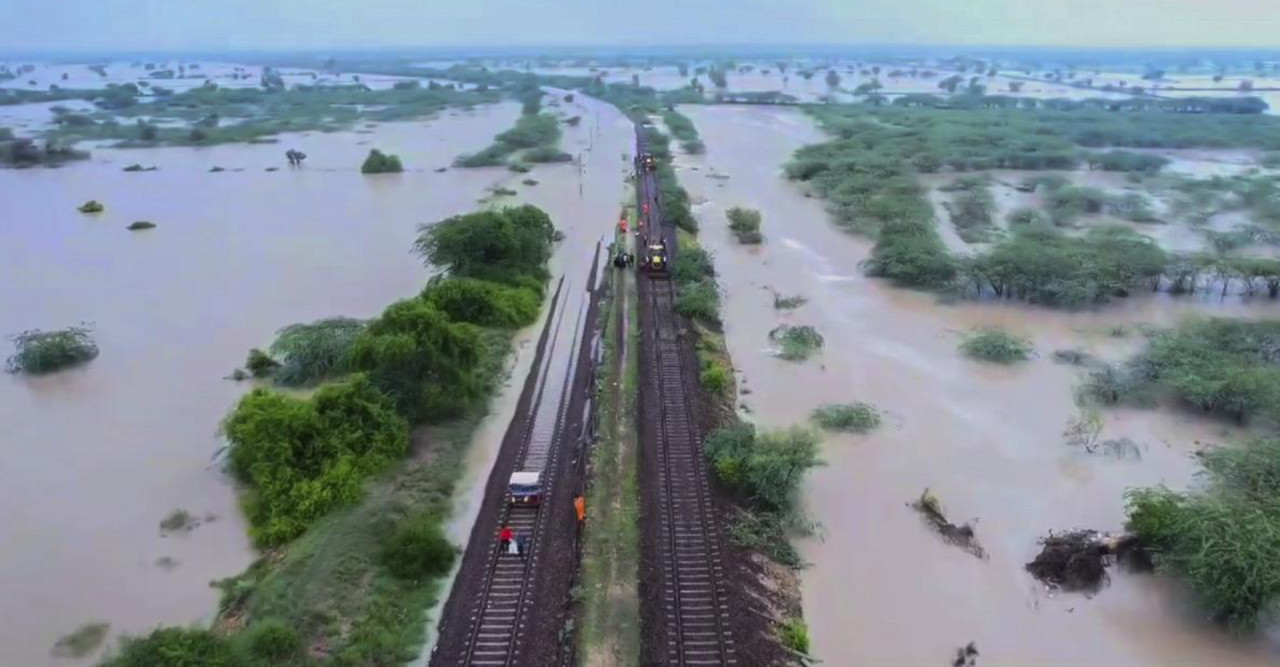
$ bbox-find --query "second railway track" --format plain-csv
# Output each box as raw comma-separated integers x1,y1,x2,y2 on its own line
635,130,738,665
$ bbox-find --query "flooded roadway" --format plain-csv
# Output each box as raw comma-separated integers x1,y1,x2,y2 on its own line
0,101,543,666
675,104,1277,666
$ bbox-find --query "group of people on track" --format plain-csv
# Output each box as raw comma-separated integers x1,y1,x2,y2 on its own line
497,494,586,559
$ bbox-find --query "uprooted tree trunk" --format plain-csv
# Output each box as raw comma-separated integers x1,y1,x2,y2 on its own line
1025,529,1150,594
911,489,987,560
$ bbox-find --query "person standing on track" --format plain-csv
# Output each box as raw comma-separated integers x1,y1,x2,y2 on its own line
573,495,586,524
499,525,514,553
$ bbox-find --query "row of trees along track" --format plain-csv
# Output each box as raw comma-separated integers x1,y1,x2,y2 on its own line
634,127,740,665
430,245,605,666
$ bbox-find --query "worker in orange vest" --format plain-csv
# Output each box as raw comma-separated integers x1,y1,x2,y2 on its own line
573,495,586,523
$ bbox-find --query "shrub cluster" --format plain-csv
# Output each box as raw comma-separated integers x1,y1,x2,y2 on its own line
267,317,367,386
222,375,409,546
959,328,1033,364
6,326,99,374
704,423,821,512
1127,437,1280,631
361,148,404,174
811,402,881,433
726,206,763,244
671,246,719,323
1089,318,1280,424
380,513,458,580
662,108,704,154
769,325,825,361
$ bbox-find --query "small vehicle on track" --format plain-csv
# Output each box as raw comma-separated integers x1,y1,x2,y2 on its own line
508,471,543,506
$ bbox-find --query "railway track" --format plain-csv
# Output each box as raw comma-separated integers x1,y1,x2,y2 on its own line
437,274,593,667
636,130,738,665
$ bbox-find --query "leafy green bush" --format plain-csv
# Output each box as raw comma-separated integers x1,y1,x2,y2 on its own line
454,144,511,168
700,361,732,395
1126,440,1280,632
361,149,403,174
242,618,300,661
779,618,811,654
245,348,280,378
960,328,1032,364
864,218,958,288
704,423,821,512
380,514,458,580
671,247,715,285
347,299,483,422
726,207,763,244
77,200,104,213
1128,318,1280,423
523,146,572,163
222,375,409,546
769,325,824,361
102,627,236,667
414,205,555,283
675,280,720,322
268,317,366,387
421,276,540,328
494,113,560,150
811,402,881,433
6,326,99,374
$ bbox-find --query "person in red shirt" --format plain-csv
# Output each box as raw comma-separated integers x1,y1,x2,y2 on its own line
498,525,514,551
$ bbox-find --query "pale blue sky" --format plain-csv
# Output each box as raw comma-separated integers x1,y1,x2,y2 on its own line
4,0,1279,52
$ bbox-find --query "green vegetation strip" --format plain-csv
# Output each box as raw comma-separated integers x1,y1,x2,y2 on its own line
100,206,557,665
787,103,1280,307
455,86,570,167
578,253,641,664
1086,318,1280,424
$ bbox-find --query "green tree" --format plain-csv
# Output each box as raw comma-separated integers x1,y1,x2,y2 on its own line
361,149,404,174
222,375,408,545
347,299,483,421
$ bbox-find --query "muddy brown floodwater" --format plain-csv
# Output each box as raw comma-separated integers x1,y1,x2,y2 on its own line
0,101,538,666
675,104,1279,666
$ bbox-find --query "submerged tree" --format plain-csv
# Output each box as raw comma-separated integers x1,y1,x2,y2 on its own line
6,325,99,374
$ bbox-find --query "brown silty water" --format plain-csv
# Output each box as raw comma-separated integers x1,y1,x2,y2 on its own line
675,104,1279,666
0,100,541,666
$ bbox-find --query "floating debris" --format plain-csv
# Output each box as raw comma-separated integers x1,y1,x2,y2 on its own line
911,489,986,559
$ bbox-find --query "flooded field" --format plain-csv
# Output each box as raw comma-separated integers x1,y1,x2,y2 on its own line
0,100,560,666
675,104,1278,665
1,60,418,94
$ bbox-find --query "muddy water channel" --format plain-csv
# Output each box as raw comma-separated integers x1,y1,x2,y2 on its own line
677,105,1278,665
0,101,541,666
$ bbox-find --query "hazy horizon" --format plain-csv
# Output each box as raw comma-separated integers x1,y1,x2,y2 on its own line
5,0,1280,55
